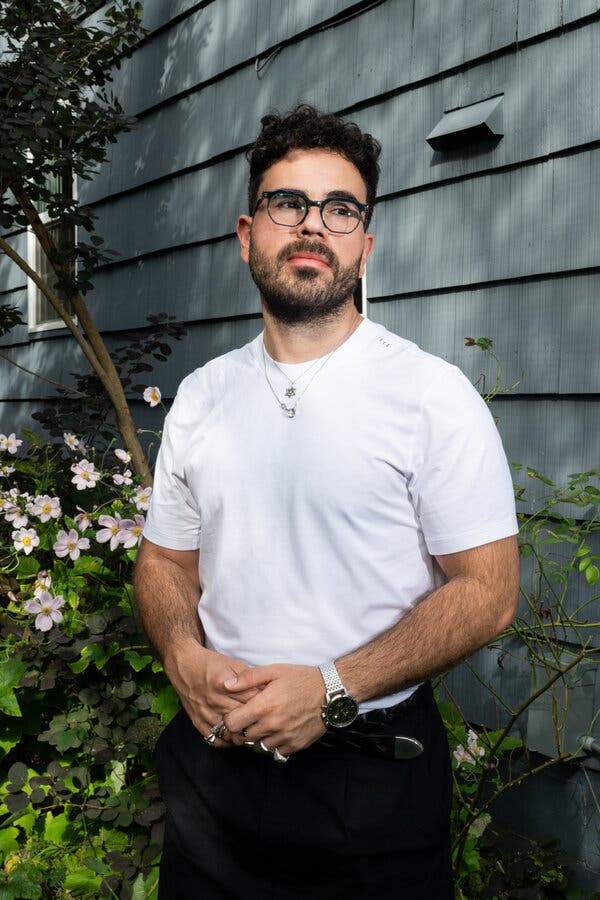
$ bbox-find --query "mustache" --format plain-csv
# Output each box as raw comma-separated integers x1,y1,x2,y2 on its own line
276,240,337,269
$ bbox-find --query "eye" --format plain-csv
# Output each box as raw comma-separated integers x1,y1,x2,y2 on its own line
327,201,360,219
272,193,305,211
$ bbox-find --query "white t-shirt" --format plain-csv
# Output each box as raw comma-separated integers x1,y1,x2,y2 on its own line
144,319,518,710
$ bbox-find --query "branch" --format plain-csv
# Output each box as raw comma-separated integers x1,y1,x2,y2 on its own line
0,233,102,374
0,351,88,396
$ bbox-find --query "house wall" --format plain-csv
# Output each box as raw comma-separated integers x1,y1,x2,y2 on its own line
1,0,599,884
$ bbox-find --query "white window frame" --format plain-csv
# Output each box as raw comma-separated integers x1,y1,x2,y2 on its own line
27,174,77,333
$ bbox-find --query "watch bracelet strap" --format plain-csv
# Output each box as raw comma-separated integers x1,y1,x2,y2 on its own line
319,660,345,697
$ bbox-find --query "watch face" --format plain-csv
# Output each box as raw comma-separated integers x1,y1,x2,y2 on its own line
327,695,358,728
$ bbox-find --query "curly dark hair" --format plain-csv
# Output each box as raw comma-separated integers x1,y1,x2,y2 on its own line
247,104,381,227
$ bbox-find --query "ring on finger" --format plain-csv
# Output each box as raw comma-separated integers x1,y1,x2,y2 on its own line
253,739,271,755
204,720,226,746
273,747,289,764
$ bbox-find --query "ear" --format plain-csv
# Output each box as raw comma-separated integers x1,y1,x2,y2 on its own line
359,233,374,277
236,215,252,264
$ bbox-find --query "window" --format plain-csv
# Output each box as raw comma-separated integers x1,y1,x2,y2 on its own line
27,167,76,332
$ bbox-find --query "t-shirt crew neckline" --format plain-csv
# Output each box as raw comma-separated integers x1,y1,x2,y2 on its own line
257,316,371,374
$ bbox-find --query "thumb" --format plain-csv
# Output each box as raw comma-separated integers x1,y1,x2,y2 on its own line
224,666,274,691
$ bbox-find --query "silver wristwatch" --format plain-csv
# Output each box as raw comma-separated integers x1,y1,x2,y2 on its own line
319,660,359,728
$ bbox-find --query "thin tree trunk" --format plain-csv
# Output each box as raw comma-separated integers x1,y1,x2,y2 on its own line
3,184,152,484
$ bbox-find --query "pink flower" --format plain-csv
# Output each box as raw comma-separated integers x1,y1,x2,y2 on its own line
63,432,80,450
143,386,161,407
96,513,124,551
133,485,152,511
74,508,92,531
33,570,52,596
117,514,145,548
453,745,476,767
112,469,133,486
12,527,39,555
24,591,64,632
114,448,131,464
70,459,101,490
5,505,28,529
0,433,22,455
30,494,61,522
53,529,90,560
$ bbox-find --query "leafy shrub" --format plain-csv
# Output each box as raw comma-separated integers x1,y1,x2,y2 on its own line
0,428,174,898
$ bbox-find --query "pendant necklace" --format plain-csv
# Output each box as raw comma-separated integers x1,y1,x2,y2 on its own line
262,315,361,418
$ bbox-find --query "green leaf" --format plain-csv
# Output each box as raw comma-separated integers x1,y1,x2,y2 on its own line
0,826,19,859
0,688,21,718
43,811,72,845
63,870,103,893
83,856,112,876
124,649,153,672
0,658,26,692
15,556,40,578
585,564,599,586
151,685,180,724
0,719,21,760
579,557,591,572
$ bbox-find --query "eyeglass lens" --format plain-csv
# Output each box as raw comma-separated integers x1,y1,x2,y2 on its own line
267,192,362,234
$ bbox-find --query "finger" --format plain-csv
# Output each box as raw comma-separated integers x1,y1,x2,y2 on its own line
224,666,277,693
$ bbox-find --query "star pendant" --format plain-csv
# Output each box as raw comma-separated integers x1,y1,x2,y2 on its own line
285,386,296,398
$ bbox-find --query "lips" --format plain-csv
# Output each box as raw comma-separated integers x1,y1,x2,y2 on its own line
287,252,331,269
281,242,336,271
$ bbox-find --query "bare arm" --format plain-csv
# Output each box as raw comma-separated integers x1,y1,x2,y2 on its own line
133,536,257,741
223,535,520,754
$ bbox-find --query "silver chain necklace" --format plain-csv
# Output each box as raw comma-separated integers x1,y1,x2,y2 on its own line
262,316,360,418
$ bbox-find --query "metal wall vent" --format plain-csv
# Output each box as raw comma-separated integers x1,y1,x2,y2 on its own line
426,94,504,152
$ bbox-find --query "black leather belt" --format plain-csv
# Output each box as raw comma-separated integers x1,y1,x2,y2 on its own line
317,682,430,761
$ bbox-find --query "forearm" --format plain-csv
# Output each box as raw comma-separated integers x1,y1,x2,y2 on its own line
337,537,520,703
133,540,203,663
336,579,506,702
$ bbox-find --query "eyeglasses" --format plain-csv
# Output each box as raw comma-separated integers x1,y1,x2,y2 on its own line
254,189,369,234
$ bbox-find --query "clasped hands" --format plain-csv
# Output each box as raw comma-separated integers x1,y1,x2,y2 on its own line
164,641,327,760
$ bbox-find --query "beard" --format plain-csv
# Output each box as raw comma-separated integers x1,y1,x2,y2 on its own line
248,238,362,325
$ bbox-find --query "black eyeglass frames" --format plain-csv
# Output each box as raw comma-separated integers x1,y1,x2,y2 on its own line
253,189,369,234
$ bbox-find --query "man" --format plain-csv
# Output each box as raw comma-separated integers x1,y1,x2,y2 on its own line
135,105,519,899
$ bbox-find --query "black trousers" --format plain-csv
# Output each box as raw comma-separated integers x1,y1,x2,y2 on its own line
155,683,453,899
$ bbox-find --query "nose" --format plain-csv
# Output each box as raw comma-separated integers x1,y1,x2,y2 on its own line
296,204,326,238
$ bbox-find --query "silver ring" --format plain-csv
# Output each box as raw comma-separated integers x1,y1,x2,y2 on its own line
258,739,271,755
273,747,289,764
243,740,255,747
204,720,226,746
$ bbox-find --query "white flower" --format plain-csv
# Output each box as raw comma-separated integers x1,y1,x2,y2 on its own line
5,505,28,529
23,591,65,632
30,494,62,523
12,527,40,556
0,495,11,512
133,485,152,511
453,744,476,767
70,459,101,490
143,386,162,407
467,729,486,758
63,432,80,450
96,513,124,551
33,570,52,596
53,528,90,560
114,448,131,464
0,464,15,476
0,433,23,455
112,468,133,486
117,514,145,549
74,509,92,532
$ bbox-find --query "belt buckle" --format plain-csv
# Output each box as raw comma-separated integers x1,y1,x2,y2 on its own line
393,735,424,759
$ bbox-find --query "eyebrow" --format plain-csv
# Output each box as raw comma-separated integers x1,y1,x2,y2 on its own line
274,188,365,205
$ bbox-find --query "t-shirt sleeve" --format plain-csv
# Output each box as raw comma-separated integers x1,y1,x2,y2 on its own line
408,364,518,556
142,375,203,551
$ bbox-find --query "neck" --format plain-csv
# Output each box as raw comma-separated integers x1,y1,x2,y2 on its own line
262,300,362,363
